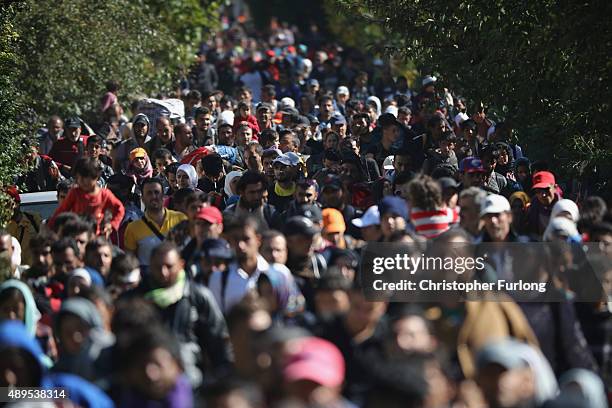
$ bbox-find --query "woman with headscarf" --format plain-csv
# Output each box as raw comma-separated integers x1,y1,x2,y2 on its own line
509,191,530,234
176,163,199,190
54,297,114,382
0,279,56,364
257,263,305,325
224,170,242,206
366,95,381,119
558,368,608,408
125,147,153,184
550,198,580,224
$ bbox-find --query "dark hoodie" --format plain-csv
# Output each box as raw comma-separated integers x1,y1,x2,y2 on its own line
525,193,560,238
53,297,115,384
0,320,114,407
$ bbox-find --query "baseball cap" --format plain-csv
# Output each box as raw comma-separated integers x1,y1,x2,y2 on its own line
195,206,223,224
320,174,343,191
422,75,437,87
531,171,556,189
65,117,81,128
256,102,273,112
329,113,347,126
273,152,300,167
480,194,511,217
437,177,459,191
384,105,399,117
352,205,380,228
306,113,320,124
336,86,349,96
292,203,323,223
283,216,320,237
279,97,295,110
382,155,395,170
459,157,485,173
476,339,527,371
322,208,346,234
281,106,300,117
129,148,147,161
379,196,408,219
307,78,320,87
283,337,345,388
200,238,233,260
377,112,401,128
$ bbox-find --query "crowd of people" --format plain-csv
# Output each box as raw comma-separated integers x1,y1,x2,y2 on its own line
1,9,610,408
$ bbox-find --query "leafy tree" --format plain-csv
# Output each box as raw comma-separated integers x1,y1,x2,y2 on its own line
13,0,181,122
0,3,31,226
337,0,611,196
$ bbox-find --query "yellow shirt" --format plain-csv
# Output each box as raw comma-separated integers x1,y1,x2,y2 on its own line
124,208,187,266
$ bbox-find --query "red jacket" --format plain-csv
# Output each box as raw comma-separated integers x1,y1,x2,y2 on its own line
48,186,125,234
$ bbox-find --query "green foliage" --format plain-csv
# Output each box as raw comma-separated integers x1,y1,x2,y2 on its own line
338,0,611,193
14,0,184,121
0,3,32,226
144,0,221,72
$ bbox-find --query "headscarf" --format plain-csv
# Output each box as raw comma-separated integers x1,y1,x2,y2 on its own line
550,199,580,223
559,369,607,408
177,164,198,189
126,148,153,183
543,217,581,242
509,191,530,209
366,95,381,116
258,263,304,317
0,279,41,337
478,339,558,405
224,170,243,197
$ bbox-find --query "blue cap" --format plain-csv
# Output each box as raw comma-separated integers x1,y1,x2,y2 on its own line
307,78,319,87
330,113,347,126
65,116,81,128
379,196,408,219
201,238,233,260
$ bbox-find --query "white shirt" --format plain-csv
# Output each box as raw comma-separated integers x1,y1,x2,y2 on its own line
208,255,269,313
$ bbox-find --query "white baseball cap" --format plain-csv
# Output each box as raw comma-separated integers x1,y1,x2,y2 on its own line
336,86,349,96
422,75,437,87
382,155,395,170
352,205,381,228
480,194,511,217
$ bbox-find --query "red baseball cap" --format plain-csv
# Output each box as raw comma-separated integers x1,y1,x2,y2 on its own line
283,337,345,388
532,171,556,189
195,206,223,224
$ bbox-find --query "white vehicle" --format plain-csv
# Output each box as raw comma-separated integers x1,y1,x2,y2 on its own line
19,191,58,220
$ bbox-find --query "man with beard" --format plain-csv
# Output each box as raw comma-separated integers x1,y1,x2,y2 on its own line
145,116,175,158
124,178,186,269
268,152,301,212
208,216,269,313
524,171,560,239
320,174,357,230
114,113,150,171
223,170,276,228
49,116,88,177
193,106,215,146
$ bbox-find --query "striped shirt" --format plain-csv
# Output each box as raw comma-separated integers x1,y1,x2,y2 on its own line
410,207,459,238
